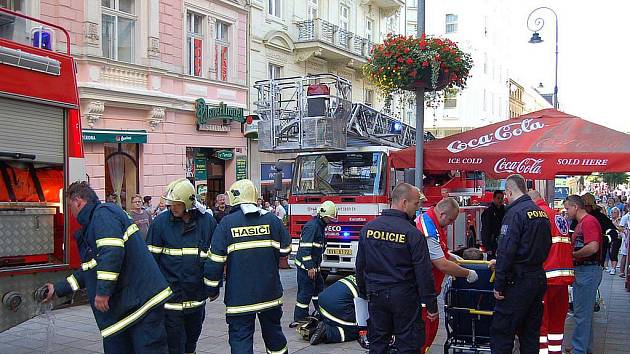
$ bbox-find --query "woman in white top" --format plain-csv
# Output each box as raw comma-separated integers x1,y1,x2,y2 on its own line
618,207,630,277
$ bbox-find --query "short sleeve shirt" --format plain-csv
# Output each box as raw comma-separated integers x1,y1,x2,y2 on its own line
572,214,602,262
426,237,445,260
620,213,630,229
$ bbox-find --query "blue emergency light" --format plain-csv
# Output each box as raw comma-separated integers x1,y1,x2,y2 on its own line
32,29,52,50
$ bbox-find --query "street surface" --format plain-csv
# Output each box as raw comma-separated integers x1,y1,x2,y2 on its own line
0,266,629,353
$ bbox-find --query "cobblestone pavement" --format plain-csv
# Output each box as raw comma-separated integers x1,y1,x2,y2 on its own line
0,267,628,353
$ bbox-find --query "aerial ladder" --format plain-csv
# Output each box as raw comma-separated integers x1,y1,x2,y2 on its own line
254,73,434,153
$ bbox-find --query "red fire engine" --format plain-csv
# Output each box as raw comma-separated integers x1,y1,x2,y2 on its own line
254,74,486,278
0,8,85,331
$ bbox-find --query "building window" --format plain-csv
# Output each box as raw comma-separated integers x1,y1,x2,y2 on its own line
445,14,458,33
104,143,139,211
268,0,281,18
339,5,349,31
215,21,229,82
406,0,417,7
444,90,457,109
268,63,282,79
364,89,374,106
0,0,23,11
186,12,204,77
483,89,487,111
102,0,135,63
307,0,318,21
366,18,373,42
483,53,488,74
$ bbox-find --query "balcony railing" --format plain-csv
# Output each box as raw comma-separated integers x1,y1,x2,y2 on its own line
296,19,374,59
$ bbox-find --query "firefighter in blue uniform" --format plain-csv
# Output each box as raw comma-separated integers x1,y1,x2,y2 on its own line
309,274,360,345
204,179,292,354
292,200,337,324
43,181,172,354
146,178,217,354
491,174,552,354
356,182,437,354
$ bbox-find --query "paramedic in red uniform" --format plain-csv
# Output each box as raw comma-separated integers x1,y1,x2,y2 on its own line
416,197,479,353
528,191,575,354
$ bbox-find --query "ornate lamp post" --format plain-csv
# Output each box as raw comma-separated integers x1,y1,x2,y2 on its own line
527,7,559,109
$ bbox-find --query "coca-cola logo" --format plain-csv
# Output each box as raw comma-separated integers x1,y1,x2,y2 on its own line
493,157,544,174
447,119,545,153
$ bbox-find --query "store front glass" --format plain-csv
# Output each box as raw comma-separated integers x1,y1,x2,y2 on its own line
104,143,139,210
186,147,226,208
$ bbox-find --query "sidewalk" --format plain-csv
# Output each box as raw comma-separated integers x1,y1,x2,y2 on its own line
0,268,627,353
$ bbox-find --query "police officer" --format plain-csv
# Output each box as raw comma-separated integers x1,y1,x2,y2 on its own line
356,182,437,354
491,174,551,354
146,178,217,354
43,181,172,353
309,274,360,345
204,179,292,354
292,200,337,324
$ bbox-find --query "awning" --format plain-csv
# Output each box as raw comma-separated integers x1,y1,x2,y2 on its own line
82,129,147,144
390,109,630,179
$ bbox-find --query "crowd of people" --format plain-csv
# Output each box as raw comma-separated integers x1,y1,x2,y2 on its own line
37,174,630,354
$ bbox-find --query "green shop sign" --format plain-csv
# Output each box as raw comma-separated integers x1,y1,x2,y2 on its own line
195,98,245,124
82,129,147,144
215,150,234,160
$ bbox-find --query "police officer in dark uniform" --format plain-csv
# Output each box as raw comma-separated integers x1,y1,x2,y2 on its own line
491,174,552,354
356,182,437,354
204,179,292,354
292,200,337,324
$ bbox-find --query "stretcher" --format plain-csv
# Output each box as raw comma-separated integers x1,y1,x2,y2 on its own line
443,260,495,353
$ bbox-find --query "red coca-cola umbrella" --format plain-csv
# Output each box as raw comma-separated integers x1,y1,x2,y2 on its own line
390,109,630,179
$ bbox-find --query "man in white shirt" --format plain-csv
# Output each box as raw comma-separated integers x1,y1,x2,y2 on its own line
619,208,630,277
274,199,286,220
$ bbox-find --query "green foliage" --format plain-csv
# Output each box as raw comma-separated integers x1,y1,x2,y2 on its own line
602,172,629,188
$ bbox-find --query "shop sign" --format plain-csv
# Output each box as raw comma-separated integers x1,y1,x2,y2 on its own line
195,99,246,125
244,119,259,139
215,149,234,161
261,163,293,182
82,129,147,144
236,156,247,181
195,152,207,180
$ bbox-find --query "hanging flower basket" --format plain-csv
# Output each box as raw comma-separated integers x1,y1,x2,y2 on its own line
363,34,473,97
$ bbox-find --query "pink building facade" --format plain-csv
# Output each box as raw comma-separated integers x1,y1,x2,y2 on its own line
8,0,250,209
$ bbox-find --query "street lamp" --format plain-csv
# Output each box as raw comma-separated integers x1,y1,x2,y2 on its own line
527,7,559,109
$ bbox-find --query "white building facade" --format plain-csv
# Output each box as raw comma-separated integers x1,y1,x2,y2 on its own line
403,0,512,137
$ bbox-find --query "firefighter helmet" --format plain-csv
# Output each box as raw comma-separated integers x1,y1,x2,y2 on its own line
317,200,337,219
227,179,258,206
163,178,196,210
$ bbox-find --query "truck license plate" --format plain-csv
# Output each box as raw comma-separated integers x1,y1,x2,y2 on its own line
326,248,352,256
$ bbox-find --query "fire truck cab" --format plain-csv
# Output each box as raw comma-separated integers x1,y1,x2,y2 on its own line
0,8,85,332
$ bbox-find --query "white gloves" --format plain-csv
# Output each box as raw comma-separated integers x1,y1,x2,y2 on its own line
466,269,479,283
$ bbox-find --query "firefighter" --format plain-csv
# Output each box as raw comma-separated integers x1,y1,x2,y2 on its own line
528,190,575,354
309,274,360,345
146,178,217,354
204,179,292,354
42,181,172,354
491,174,551,354
417,197,479,353
356,182,437,354
292,200,337,324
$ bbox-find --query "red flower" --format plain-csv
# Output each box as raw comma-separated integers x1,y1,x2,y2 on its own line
455,57,461,62
384,52,392,58
410,70,417,78
421,61,429,68
419,40,427,49
404,47,410,54
435,54,441,61
450,74,458,81
405,58,413,65
393,65,400,70
397,57,404,63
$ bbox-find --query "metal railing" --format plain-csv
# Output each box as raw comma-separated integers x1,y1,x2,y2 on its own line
295,19,373,59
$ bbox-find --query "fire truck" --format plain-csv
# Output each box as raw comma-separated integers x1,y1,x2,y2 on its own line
255,74,486,278
0,8,85,331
